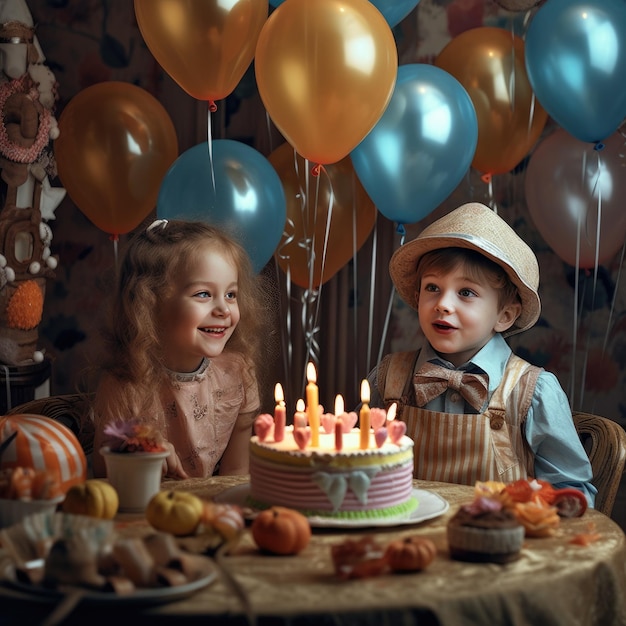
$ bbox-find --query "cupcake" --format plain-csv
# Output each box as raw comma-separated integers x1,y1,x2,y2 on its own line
447,496,525,564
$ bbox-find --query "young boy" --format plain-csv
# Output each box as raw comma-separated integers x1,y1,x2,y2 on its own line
369,202,596,505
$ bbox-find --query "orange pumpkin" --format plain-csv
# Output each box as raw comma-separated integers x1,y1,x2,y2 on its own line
0,414,87,494
384,536,437,572
251,506,311,555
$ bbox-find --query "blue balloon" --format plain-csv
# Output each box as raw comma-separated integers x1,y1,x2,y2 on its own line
269,0,420,28
525,0,626,144
157,140,287,273
350,64,477,225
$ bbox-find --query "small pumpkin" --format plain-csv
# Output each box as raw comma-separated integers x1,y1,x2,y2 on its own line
251,506,311,555
384,536,437,572
145,490,204,536
62,479,119,519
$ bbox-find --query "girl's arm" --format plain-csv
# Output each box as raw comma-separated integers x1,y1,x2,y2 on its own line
218,410,257,475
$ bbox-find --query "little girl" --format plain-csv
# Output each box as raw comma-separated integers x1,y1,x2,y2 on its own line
91,219,272,479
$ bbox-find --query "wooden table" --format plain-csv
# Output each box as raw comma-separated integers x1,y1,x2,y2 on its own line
1,475,626,626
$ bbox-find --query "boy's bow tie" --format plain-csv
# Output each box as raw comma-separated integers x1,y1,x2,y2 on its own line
413,362,488,412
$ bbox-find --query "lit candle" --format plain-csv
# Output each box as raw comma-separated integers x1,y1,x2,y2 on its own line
359,379,370,450
294,398,307,429
386,402,397,423
334,394,345,417
306,362,320,447
274,383,286,443
334,394,344,451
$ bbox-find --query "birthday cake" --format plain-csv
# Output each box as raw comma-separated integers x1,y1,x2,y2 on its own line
248,428,417,520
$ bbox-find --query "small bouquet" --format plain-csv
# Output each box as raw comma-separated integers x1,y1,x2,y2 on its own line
103,419,166,453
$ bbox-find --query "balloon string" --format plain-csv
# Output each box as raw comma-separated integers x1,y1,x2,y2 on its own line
275,216,295,401
351,178,360,394
578,275,591,411
301,287,321,384
481,175,496,214
377,285,395,370
298,158,321,374
276,257,293,410
580,152,604,409
508,30,516,115
309,174,326,362
366,223,378,370
590,151,602,271
206,105,216,195
376,227,406,368
304,161,319,290
569,185,584,408
275,218,295,261
264,111,275,154
601,238,626,357
528,93,537,137
110,234,119,278
592,239,625,415
318,170,334,295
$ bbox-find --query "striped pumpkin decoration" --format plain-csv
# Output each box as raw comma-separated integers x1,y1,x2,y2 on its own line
0,414,87,493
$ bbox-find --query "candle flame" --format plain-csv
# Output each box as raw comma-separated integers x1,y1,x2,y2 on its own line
306,361,317,384
296,398,305,412
334,394,344,416
360,379,370,404
274,382,284,404
387,402,397,421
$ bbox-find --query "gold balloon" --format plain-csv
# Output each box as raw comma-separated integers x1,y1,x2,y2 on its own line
435,27,547,176
55,82,178,236
134,0,269,102
270,143,377,289
256,0,398,165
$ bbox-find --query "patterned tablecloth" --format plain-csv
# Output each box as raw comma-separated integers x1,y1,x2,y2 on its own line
1,475,625,626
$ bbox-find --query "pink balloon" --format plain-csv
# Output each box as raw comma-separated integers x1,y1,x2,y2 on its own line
525,130,626,268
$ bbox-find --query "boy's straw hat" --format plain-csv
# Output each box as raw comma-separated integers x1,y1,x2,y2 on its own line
389,202,540,336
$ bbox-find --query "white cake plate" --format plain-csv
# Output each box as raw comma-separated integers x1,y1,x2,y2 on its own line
215,484,450,529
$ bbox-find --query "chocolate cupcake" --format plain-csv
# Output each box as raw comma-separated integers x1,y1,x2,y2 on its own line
447,497,525,564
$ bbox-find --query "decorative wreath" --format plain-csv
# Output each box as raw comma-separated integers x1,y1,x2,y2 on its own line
0,75,51,164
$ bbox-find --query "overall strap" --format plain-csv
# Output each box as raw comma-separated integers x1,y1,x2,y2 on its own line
378,350,420,420
487,353,543,477
488,353,542,422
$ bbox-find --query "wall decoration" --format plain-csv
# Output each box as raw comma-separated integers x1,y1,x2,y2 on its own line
0,0,65,366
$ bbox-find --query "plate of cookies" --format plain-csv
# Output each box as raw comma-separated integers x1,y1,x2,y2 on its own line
0,511,217,606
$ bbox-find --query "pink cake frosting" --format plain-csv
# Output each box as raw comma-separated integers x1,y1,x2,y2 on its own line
248,428,416,519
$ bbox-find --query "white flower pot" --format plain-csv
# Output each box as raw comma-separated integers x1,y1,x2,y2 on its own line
100,447,170,513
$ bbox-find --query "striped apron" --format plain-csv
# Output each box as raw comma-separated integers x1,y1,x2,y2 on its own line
380,351,541,486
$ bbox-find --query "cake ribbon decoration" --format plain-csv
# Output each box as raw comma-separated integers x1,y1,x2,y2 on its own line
312,469,377,511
